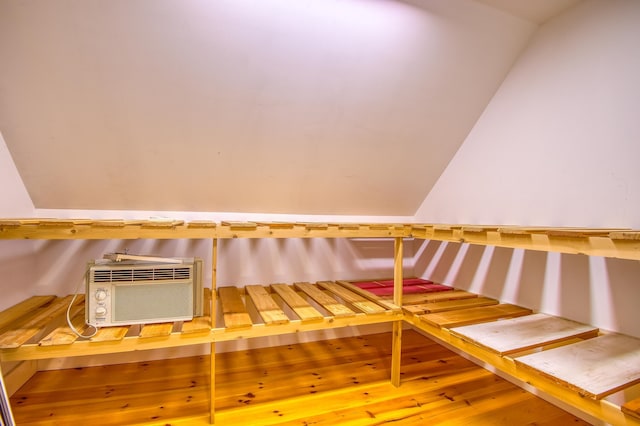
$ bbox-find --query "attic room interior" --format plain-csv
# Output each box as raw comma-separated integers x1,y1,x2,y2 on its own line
1,0,639,425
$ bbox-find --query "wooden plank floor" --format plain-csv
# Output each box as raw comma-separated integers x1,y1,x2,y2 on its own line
9,330,590,425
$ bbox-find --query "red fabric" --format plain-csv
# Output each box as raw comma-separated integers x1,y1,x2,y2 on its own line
351,278,451,296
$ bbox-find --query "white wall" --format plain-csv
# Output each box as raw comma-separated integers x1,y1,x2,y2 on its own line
414,0,640,338
0,0,536,216
0,131,33,217
416,0,640,228
0,131,36,311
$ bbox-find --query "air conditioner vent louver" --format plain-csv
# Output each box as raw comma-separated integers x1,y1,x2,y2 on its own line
92,267,192,283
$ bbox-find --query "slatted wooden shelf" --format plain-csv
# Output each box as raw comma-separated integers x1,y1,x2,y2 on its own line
213,282,402,342
0,290,214,361
2,218,640,260
0,219,408,239
409,224,640,261
399,292,640,425
514,333,640,399
449,313,599,356
3,217,640,425
0,282,402,362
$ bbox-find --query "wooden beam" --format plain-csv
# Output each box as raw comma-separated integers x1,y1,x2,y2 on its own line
390,237,403,388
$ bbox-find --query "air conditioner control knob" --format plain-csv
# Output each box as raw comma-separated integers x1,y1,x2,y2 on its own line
95,306,107,317
95,290,107,301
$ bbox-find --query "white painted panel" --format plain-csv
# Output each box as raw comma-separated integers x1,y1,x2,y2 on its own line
416,0,640,228
0,132,33,217
0,0,535,215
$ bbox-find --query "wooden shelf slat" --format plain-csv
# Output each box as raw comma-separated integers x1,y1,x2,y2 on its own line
139,322,174,338
317,281,387,314
89,326,130,343
403,297,498,315
221,221,258,230
419,304,532,329
0,295,57,332
218,286,253,329
450,313,599,356
270,284,323,323
623,397,640,420
245,285,289,325
293,282,356,318
0,296,78,349
181,288,212,334
335,280,401,312
393,290,473,305
38,304,86,346
515,333,640,399
610,231,640,240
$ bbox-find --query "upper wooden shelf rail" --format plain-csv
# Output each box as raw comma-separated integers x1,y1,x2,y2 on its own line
1,219,639,260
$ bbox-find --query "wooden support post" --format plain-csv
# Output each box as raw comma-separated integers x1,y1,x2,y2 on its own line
210,342,215,425
391,237,403,387
209,239,218,424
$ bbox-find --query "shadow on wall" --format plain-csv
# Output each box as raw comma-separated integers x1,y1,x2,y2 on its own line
0,240,38,311
31,239,212,296
413,239,640,338
21,238,408,297
217,238,409,286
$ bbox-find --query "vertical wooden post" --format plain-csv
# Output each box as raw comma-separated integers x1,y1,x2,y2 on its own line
209,238,218,424
391,236,403,387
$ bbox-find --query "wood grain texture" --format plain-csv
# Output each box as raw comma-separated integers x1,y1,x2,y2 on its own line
419,304,533,329
450,313,599,355
245,285,289,325
404,297,498,315
270,284,323,323
393,290,476,306
317,281,386,314
0,296,57,332
218,286,253,329
515,333,640,399
9,330,589,426
293,282,355,318
0,296,77,348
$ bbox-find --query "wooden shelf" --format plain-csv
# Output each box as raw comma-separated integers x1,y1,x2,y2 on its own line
410,224,640,261
0,282,402,362
2,218,640,260
398,292,640,426
3,217,640,425
0,219,408,240
515,333,640,399
0,290,213,362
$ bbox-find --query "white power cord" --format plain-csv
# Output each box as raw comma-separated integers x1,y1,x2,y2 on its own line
66,268,98,339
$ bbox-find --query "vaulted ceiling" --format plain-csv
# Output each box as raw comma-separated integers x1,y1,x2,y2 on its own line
0,0,581,216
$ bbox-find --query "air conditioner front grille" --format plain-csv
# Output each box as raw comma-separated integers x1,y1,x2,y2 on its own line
92,267,192,283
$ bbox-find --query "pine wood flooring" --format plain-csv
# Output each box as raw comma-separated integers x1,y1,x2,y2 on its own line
9,329,590,425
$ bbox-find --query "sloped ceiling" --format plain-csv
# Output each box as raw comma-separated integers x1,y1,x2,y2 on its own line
0,0,580,216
